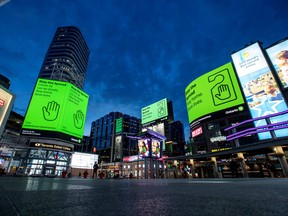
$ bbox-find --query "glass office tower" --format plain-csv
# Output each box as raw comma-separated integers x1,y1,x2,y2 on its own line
38,26,90,89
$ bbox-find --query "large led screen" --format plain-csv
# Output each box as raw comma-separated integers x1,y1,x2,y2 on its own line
141,98,168,125
147,123,165,151
0,86,15,137
231,42,288,140
138,139,150,157
115,117,123,134
151,139,161,158
71,152,99,169
21,78,89,143
115,135,122,160
185,62,245,126
266,38,288,88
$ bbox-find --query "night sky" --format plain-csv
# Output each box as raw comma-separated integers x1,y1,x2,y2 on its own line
0,0,288,139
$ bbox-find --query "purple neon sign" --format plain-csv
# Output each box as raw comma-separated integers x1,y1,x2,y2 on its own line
225,109,288,141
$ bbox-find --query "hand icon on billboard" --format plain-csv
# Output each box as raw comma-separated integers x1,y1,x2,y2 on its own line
215,84,231,100
42,101,60,121
74,110,84,129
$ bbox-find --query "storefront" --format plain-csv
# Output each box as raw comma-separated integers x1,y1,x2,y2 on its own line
0,138,74,177
0,145,28,174
26,149,71,176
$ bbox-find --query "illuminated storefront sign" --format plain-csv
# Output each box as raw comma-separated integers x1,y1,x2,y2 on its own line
211,147,232,152
191,126,203,138
231,42,288,140
210,136,226,142
29,142,73,152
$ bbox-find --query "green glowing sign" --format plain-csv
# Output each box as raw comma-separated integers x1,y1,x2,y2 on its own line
21,78,89,143
141,98,168,124
116,117,123,134
185,62,245,124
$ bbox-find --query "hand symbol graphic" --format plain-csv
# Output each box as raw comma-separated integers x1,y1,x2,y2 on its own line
74,110,84,129
215,84,231,100
42,101,60,121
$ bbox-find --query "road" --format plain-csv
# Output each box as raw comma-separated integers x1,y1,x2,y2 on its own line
0,177,287,216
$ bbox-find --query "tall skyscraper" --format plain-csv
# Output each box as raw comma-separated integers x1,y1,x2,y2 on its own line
38,26,90,89
0,74,10,89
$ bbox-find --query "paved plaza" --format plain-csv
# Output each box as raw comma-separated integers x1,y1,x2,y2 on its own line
0,176,288,216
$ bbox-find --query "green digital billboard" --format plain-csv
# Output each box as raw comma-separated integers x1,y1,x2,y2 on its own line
185,62,245,126
21,78,89,143
116,117,123,134
141,98,168,125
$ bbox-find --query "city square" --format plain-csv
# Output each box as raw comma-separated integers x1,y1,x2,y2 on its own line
1,176,288,216
1,1,288,215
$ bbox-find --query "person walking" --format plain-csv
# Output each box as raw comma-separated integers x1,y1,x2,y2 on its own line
92,162,99,179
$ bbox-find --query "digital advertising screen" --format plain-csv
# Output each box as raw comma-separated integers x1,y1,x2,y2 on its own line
231,42,288,140
138,139,150,157
71,152,99,169
147,123,165,151
21,78,89,143
151,139,161,158
147,123,164,136
185,62,245,127
141,98,168,125
0,86,15,137
115,135,122,160
266,38,288,89
115,117,123,134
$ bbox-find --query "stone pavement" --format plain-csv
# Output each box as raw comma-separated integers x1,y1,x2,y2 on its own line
0,176,288,216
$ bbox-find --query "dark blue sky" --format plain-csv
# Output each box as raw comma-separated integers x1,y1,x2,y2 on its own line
0,0,288,139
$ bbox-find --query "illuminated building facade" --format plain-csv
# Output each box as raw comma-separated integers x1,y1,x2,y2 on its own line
177,38,288,178
90,112,141,163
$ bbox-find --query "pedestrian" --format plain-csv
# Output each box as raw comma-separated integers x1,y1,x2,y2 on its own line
229,159,238,178
92,162,99,178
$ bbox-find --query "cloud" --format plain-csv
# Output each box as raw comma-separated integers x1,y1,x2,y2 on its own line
2,0,288,140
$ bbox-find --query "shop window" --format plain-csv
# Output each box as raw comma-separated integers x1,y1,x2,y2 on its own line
46,160,55,164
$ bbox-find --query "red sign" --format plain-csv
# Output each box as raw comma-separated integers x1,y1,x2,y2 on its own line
192,126,203,138
0,99,4,107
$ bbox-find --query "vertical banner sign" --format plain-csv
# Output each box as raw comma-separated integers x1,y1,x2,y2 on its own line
115,117,123,134
114,135,122,160
231,42,288,140
138,139,150,157
151,139,161,158
266,38,288,89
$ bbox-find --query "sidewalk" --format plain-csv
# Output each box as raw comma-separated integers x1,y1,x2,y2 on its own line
1,177,288,216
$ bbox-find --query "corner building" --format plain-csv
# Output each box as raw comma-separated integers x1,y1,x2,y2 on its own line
21,26,90,177
176,39,288,179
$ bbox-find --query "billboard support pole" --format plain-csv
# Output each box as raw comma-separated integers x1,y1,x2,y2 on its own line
144,158,148,179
